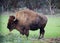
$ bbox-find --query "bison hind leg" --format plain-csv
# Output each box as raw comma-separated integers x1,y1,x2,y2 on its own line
38,25,46,39
38,28,45,39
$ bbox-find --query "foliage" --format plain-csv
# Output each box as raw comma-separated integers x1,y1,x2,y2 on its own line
0,0,60,11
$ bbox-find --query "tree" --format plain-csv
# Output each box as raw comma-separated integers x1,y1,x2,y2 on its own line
46,0,55,15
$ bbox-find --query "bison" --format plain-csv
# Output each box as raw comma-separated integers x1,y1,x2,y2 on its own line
7,9,47,39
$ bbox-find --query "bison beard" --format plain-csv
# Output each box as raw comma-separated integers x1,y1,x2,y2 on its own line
7,9,47,39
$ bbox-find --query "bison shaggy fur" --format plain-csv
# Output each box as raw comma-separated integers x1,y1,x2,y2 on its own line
7,9,47,39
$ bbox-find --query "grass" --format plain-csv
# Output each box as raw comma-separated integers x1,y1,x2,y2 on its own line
0,13,60,43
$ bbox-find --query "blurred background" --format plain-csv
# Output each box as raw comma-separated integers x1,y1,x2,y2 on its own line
0,0,60,43
0,0,60,14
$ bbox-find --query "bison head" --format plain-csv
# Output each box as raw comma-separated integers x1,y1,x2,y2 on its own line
7,16,18,31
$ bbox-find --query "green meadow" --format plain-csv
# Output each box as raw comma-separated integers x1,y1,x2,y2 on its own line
0,13,60,43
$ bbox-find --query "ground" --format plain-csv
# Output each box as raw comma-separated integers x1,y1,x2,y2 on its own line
0,12,60,43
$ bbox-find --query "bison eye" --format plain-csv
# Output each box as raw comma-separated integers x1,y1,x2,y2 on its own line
11,24,14,27
11,24,15,28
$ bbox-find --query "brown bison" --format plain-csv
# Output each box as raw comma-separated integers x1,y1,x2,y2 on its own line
7,9,47,39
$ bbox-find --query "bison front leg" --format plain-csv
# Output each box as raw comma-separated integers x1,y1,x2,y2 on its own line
20,30,24,35
24,29,29,39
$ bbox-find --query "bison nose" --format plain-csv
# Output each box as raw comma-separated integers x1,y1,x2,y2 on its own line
7,26,12,31
7,25,10,29
7,26,10,29
7,25,9,28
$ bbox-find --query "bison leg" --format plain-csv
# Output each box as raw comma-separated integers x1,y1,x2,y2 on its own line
38,27,45,39
20,30,24,35
41,28,45,38
24,29,29,39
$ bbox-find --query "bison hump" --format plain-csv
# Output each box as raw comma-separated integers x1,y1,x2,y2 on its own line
15,9,39,25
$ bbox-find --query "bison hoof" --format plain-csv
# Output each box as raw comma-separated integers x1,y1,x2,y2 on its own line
38,37,44,39
38,37,41,39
